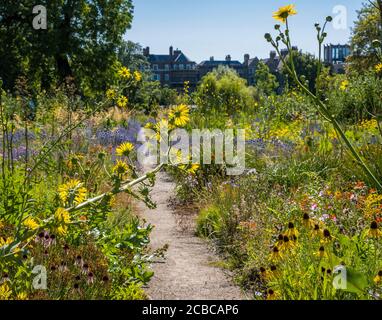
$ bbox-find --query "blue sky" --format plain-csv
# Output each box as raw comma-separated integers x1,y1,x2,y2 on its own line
125,0,365,62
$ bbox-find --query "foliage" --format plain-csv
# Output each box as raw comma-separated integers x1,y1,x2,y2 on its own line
0,0,134,94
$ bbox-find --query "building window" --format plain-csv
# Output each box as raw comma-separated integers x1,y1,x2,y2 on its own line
153,64,158,71
165,74,170,81
152,74,160,81
174,64,178,70
179,64,184,70
165,64,169,71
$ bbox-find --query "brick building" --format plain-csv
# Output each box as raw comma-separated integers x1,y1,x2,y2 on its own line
143,46,199,90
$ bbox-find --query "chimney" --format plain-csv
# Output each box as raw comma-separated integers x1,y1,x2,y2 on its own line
210,56,214,61
174,48,181,56
270,51,276,60
169,46,173,56
225,55,231,62
244,54,250,64
143,46,150,57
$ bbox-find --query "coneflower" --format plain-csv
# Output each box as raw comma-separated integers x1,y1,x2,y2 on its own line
368,221,382,239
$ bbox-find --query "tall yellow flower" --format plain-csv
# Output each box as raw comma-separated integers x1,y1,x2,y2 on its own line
23,217,39,230
116,142,134,157
106,89,116,99
58,179,87,206
113,160,129,176
168,104,190,127
340,80,349,91
55,208,71,225
375,63,382,74
117,96,128,108
0,283,12,300
273,4,297,23
118,67,131,79
134,71,142,82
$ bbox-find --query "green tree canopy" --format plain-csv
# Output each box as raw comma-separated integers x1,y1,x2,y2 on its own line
0,0,134,94
254,61,279,96
348,0,382,72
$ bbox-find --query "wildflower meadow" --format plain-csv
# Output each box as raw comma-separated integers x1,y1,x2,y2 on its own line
1,0,382,306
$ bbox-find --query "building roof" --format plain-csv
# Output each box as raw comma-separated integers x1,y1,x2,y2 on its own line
198,60,243,67
147,52,195,64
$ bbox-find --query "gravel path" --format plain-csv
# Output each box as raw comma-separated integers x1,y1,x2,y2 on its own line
138,171,245,300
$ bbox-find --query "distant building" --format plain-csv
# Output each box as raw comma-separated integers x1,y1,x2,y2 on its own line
324,44,351,74
198,55,247,80
143,46,199,90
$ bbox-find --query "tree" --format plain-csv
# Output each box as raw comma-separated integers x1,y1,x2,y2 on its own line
254,62,279,95
0,0,134,94
283,52,320,93
117,41,149,72
348,0,382,72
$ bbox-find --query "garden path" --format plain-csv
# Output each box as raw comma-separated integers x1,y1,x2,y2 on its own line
138,170,245,300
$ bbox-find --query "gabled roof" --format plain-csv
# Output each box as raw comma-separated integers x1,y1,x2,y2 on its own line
147,52,195,64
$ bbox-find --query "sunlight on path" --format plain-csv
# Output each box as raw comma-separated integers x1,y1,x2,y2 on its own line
138,170,245,300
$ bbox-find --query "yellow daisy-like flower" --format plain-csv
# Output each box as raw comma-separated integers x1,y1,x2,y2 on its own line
118,67,131,79
273,4,297,23
134,71,142,82
270,246,283,261
153,119,173,141
340,80,349,91
106,89,116,99
16,292,28,300
168,104,190,127
373,271,382,284
0,237,13,247
23,217,39,230
117,96,128,108
0,283,12,300
285,222,299,239
113,160,129,176
58,179,87,206
375,63,382,74
116,142,134,157
368,221,382,239
56,225,68,236
266,289,280,300
55,208,71,225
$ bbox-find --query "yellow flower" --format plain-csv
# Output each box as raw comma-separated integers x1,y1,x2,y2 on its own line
187,163,200,175
16,292,28,300
118,67,131,79
113,160,129,176
375,63,382,74
55,208,71,225
117,96,128,108
0,283,12,300
58,179,87,206
106,89,116,99
285,222,299,239
168,104,190,127
23,217,39,230
56,225,68,236
374,271,382,284
134,71,142,82
368,221,382,239
266,289,280,300
340,80,349,91
316,246,328,259
273,4,297,23
0,237,13,247
270,246,282,261
116,142,134,157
